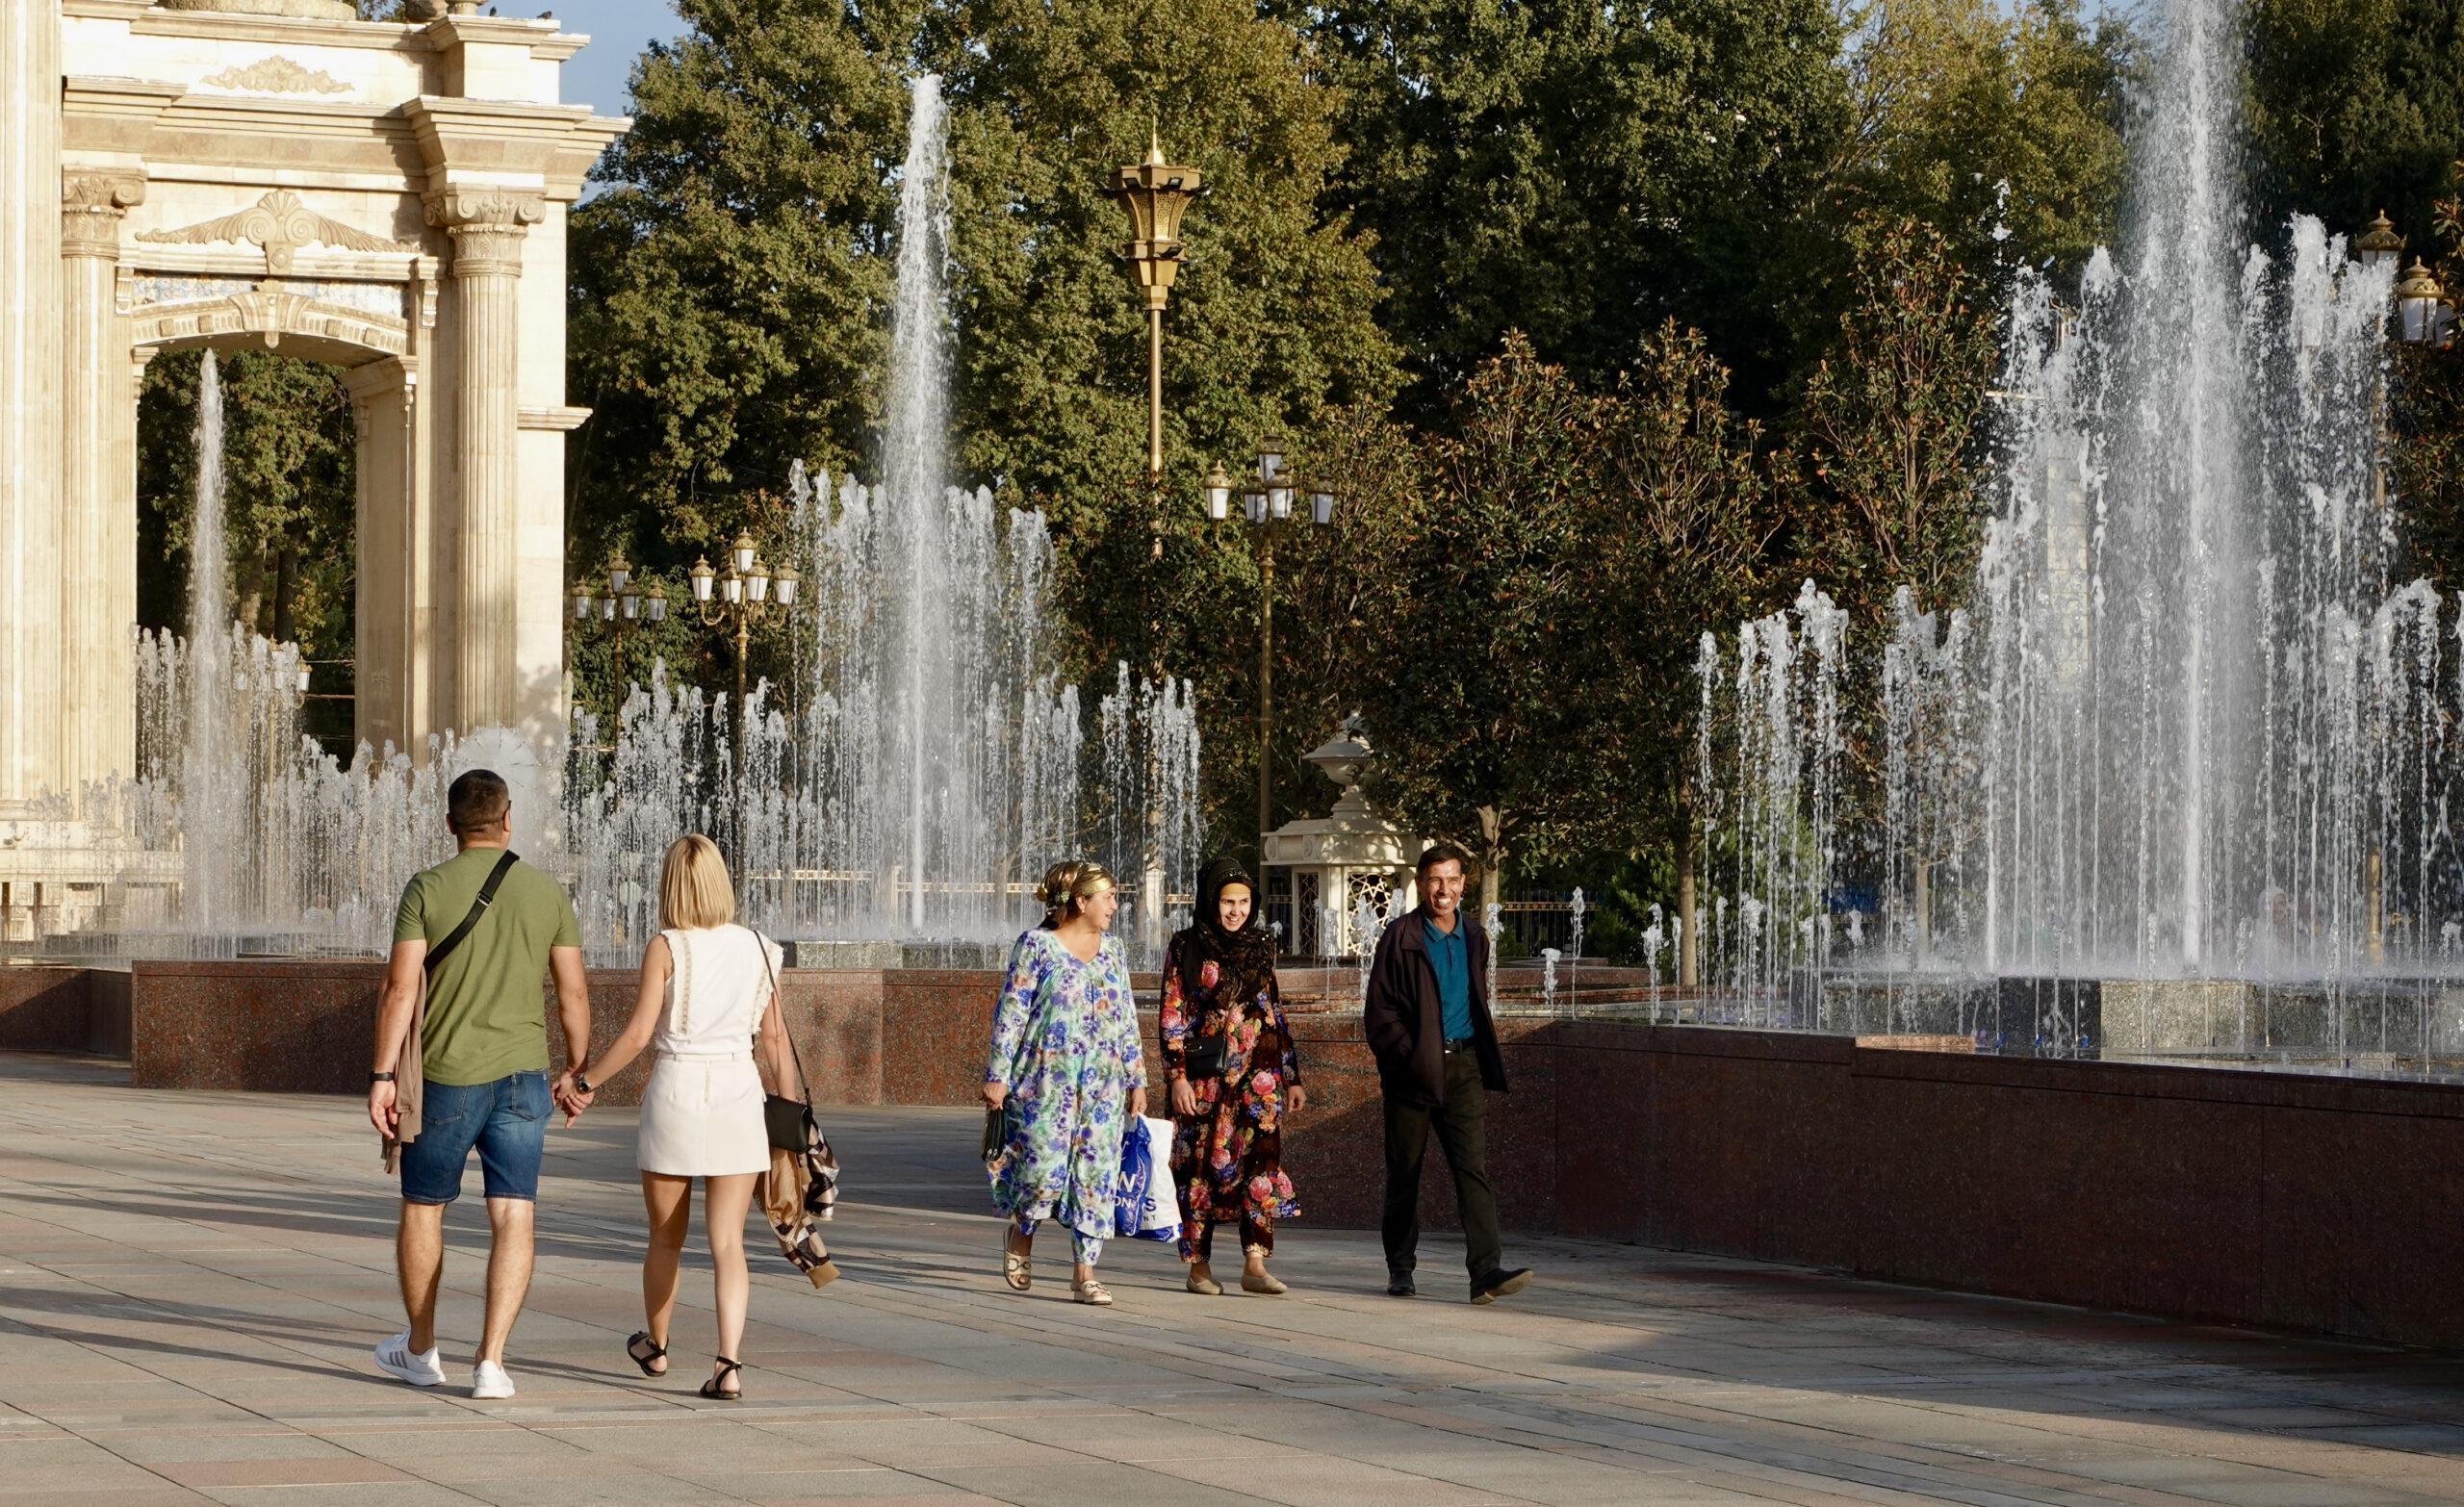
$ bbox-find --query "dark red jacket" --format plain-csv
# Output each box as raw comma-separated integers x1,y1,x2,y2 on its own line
1363,907,1509,1107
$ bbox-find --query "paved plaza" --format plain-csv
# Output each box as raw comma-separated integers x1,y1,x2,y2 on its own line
2,1052,2461,1507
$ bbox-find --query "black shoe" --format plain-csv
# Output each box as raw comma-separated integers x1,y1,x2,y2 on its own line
1470,1267,1532,1305
1386,1269,1416,1297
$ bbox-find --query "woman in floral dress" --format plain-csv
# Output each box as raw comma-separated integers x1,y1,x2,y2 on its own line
1161,857,1306,1296
983,860,1147,1306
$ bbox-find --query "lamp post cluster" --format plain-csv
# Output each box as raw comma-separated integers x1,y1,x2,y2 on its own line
571,556,668,712
687,530,799,720
1202,436,1340,851
2357,210,2453,345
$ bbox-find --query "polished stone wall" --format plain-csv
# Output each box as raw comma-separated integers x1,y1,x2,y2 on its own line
14,960,2456,1350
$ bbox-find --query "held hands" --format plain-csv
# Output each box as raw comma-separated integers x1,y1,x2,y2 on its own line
368,1079,398,1137
552,1069,595,1127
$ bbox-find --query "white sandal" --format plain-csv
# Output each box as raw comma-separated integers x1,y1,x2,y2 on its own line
1072,1277,1114,1306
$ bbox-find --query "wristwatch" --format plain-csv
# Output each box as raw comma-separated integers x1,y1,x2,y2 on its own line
572,1073,593,1095
370,1071,395,1084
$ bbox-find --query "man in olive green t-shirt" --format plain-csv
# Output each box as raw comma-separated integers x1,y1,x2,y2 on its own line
365,769,589,1400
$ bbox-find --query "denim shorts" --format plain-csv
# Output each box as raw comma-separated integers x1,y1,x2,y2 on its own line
399,1070,551,1205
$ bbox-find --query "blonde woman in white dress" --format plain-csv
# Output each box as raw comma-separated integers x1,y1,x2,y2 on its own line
560,834,797,1401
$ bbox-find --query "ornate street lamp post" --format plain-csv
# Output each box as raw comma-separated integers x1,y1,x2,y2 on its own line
2397,259,2451,345
688,529,800,736
2356,210,2406,271
1108,133,1204,489
570,555,668,716
1207,437,1338,857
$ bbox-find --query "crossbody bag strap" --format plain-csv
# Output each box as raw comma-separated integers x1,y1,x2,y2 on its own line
753,930,807,1104
425,849,521,975
394,848,519,1085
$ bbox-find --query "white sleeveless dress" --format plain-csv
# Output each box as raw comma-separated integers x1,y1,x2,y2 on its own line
636,924,783,1178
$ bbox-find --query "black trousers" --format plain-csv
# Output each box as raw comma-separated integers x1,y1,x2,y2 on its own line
1380,1046,1502,1280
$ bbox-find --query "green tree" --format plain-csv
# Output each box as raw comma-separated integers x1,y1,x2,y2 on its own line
1308,0,1852,416
1349,336,1610,910
567,0,911,567
1828,0,2131,286
2248,0,2464,250
1792,217,1998,617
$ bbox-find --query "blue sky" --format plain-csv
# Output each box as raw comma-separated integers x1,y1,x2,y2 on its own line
549,0,2118,121
550,0,683,118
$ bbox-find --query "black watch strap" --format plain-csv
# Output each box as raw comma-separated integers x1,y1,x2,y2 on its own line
371,1071,396,1083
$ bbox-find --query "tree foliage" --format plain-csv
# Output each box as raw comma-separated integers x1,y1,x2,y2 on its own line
1792,217,1998,617
1359,329,1771,907
1308,0,1852,418
2248,0,2464,249
1829,0,2132,287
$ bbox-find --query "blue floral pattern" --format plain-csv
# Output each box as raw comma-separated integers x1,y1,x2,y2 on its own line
984,928,1144,1239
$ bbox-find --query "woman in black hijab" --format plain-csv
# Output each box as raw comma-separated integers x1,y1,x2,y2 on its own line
1159,857,1307,1295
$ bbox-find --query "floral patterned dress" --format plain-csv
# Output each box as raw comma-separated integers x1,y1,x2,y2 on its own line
1159,935,1301,1259
984,928,1144,1248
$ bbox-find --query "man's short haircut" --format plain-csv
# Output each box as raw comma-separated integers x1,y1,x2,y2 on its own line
447,769,511,834
1416,841,1472,877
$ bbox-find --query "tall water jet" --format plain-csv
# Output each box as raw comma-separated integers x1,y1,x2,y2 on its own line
180,352,235,932
884,73,953,935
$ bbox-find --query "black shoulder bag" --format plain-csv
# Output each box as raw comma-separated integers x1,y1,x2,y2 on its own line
753,933,816,1152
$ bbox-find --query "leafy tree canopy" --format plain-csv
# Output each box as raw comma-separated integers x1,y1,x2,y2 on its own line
2248,0,2464,250
1308,0,1852,418
569,0,1399,575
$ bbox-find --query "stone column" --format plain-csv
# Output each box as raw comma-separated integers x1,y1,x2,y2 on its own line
0,1,63,804
60,171,143,797
424,189,540,731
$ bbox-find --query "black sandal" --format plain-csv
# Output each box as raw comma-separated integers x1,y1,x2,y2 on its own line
698,1357,743,1401
625,1331,668,1377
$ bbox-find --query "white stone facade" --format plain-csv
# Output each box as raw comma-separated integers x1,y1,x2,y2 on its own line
0,0,623,814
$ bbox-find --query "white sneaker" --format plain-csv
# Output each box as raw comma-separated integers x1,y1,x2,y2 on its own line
471,1360,517,1399
468,1349,517,1398
372,1330,446,1388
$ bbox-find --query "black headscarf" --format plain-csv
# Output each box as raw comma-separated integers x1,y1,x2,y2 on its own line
1177,856,1276,1006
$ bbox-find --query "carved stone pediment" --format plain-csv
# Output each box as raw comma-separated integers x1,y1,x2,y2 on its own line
137,191,416,275
195,58,353,97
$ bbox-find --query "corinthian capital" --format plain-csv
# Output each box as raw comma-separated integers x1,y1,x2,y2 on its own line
61,172,147,258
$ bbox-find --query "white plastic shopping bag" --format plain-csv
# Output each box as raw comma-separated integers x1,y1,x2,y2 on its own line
1134,1115,1183,1238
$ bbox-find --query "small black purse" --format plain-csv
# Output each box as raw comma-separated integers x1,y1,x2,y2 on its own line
1183,1031,1231,1079
754,933,815,1153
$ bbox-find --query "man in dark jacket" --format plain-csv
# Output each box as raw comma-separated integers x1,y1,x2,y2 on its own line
1363,843,1533,1304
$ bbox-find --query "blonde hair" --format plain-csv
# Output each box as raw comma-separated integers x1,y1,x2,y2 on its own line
658,833,736,930
1038,859,1115,924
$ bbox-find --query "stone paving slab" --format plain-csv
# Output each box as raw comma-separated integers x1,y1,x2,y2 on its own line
2,1050,2462,1507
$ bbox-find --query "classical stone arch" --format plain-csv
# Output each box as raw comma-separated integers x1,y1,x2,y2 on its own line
0,0,624,807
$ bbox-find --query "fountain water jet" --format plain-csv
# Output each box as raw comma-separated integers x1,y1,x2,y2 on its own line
1692,0,2464,1067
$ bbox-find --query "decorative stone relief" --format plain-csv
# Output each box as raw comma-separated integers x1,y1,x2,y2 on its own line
195,58,354,97
61,173,147,258
137,190,417,275
132,290,409,358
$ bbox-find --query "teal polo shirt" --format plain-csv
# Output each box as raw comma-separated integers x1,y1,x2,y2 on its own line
1424,912,1474,1040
